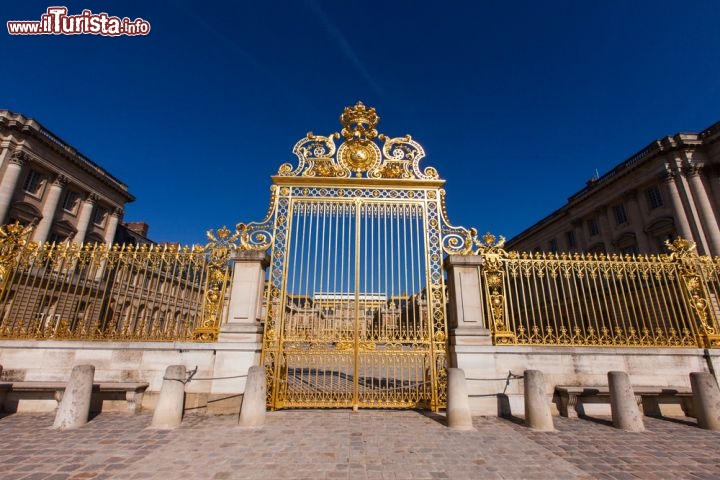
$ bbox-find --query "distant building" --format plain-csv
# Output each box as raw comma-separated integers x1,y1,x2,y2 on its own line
507,120,720,257
0,109,135,245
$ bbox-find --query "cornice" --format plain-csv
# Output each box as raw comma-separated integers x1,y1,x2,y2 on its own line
0,110,135,203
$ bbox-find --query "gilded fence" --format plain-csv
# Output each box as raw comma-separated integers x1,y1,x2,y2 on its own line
469,233,720,348
0,222,235,342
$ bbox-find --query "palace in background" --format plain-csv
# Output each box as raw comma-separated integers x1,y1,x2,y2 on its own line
0,110,150,245
508,120,720,257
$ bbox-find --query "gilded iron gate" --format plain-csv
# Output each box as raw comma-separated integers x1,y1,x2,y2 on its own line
240,102,472,410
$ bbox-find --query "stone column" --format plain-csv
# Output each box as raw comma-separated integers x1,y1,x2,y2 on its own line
0,152,25,224
103,208,122,247
674,166,710,254
33,175,66,243
443,255,492,348
73,194,96,245
663,170,693,240
686,166,720,256
623,191,652,253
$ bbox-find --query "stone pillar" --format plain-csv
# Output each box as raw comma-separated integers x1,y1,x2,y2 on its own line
151,365,187,429
53,364,95,429
103,208,122,247
33,175,66,243
690,372,720,431
209,251,269,413
524,370,554,431
73,194,96,245
0,152,25,224
444,255,491,348
238,365,267,428
608,371,644,432
624,191,652,253
447,368,474,430
225,250,269,329
687,166,720,256
663,171,693,240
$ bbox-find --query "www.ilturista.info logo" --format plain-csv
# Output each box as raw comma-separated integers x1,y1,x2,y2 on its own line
7,7,150,36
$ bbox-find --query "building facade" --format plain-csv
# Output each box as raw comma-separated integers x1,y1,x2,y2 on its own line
508,120,720,256
0,110,135,245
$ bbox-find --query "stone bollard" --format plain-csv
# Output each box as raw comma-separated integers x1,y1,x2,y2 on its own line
239,365,267,428
524,370,554,431
151,365,187,429
608,371,644,432
447,368,474,430
53,365,95,429
690,372,720,431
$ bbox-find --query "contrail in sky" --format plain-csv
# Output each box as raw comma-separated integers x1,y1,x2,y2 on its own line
307,0,383,96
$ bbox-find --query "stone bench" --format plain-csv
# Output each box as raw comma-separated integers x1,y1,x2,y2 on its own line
554,385,694,418
0,381,148,414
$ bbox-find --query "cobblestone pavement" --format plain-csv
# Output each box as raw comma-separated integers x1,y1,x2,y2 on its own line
0,411,718,480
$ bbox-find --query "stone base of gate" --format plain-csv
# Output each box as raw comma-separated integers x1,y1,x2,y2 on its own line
451,344,715,417
0,340,260,414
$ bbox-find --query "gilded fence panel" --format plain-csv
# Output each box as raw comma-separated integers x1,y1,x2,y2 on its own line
0,222,234,342
453,230,720,348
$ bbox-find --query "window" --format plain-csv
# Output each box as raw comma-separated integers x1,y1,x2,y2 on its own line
62,190,80,213
613,204,628,225
92,206,107,226
549,239,558,253
22,169,44,196
47,232,67,244
620,245,639,255
588,218,600,237
565,230,577,249
646,186,663,210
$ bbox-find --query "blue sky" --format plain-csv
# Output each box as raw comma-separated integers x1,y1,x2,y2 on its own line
3,1,719,246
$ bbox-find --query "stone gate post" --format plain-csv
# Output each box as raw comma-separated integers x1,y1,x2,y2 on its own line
444,255,492,350
208,250,269,413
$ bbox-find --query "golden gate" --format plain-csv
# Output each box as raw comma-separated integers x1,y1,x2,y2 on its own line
239,102,469,410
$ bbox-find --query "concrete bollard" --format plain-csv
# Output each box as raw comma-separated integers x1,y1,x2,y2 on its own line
524,370,554,431
151,365,187,429
608,371,644,432
446,368,474,430
53,364,95,429
690,372,720,431
238,365,267,428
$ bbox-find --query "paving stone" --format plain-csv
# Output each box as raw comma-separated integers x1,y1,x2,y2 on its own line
0,411,719,479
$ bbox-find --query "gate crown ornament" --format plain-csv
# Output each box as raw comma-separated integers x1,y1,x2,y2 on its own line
276,101,439,180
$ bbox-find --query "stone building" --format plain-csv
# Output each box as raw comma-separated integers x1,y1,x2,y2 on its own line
507,120,720,256
0,109,135,245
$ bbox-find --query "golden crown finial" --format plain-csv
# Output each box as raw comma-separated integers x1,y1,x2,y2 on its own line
340,101,379,142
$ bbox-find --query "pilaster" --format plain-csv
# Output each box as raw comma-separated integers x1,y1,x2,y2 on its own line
623,190,652,253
